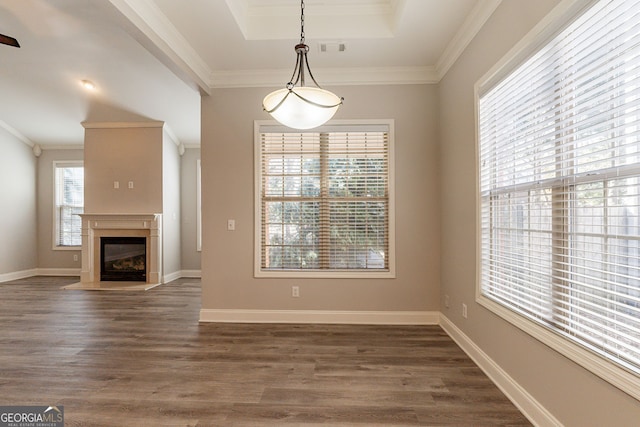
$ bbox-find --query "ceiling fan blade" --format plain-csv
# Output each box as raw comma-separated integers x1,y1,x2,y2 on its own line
0,33,20,48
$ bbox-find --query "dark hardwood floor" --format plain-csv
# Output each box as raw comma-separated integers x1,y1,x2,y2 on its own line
0,276,531,426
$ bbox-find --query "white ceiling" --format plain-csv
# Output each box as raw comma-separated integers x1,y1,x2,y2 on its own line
0,0,501,148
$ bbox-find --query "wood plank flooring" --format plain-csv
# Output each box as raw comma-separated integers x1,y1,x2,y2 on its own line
0,276,531,426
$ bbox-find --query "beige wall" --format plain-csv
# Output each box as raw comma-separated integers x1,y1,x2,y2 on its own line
29,144,198,275
180,147,201,271
0,130,37,276
36,148,84,269
439,0,640,424
200,85,440,312
84,126,163,214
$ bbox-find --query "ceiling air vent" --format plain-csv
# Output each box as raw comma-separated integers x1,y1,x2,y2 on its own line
318,42,346,54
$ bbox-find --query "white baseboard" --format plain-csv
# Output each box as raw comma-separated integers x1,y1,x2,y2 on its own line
0,268,38,283
199,309,439,325
439,314,561,427
36,268,81,276
1,268,200,283
163,270,182,283
179,269,201,278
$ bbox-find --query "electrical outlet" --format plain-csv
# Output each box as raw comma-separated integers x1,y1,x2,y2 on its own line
73,254,78,262
227,219,235,231
292,286,300,297
444,295,450,308
462,303,468,319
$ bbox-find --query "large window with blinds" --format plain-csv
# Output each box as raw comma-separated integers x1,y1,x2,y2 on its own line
53,161,84,248
255,121,395,278
477,0,640,397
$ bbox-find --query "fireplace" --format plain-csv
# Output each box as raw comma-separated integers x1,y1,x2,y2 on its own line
100,237,146,281
79,213,162,285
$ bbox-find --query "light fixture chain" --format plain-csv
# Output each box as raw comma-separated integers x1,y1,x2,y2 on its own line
300,0,305,44
262,0,343,129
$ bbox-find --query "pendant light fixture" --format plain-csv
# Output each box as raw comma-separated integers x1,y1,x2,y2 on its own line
262,0,343,130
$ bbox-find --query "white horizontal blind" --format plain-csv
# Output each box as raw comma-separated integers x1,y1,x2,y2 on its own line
54,163,84,246
479,0,640,374
260,129,389,271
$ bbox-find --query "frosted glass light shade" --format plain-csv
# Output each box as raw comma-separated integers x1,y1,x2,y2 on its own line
263,87,341,130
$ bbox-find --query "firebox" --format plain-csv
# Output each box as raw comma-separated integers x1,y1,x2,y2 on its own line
100,237,146,282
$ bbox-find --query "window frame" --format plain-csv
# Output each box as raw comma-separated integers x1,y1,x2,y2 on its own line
254,120,396,279
475,0,640,401
196,158,202,252
52,160,84,250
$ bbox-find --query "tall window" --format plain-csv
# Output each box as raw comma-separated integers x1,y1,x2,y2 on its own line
54,162,84,247
478,0,640,397
255,122,394,278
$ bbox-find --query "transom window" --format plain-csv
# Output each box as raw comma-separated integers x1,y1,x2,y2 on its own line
255,121,395,278
477,0,640,399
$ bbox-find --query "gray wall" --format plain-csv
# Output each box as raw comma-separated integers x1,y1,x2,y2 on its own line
0,130,37,276
162,134,182,278
180,147,201,272
200,85,440,312
0,138,200,278
438,0,640,424
36,148,84,270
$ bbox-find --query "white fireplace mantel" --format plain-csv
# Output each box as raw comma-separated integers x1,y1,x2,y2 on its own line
79,213,163,284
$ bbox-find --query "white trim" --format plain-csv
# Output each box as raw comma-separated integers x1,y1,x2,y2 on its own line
439,314,562,427
475,0,597,96
163,124,181,148
196,159,202,252
0,269,38,283
163,270,182,283
0,269,200,283
36,268,81,276
78,213,163,285
474,0,640,403
253,119,396,279
180,269,201,278
0,119,34,147
211,66,439,88
40,144,84,150
106,0,500,89
255,270,396,279
200,309,438,325
477,295,640,402
435,0,502,79
107,0,212,94
81,121,165,129
52,161,84,251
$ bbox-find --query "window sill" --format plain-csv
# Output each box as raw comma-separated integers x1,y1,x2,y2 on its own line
477,293,640,402
255,269,396,279
53,245,81,251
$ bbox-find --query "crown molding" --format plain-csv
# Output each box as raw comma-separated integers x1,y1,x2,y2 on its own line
211,65,439,88
0,119,34,148
226,0,403,40
210,0,501,88
435,0,503,79
40,144,84,150
162,124,181,148
107,0,212,95
109,0,500,90
82,121,165,129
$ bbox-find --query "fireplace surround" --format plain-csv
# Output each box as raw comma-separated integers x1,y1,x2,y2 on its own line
79,214,162,285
